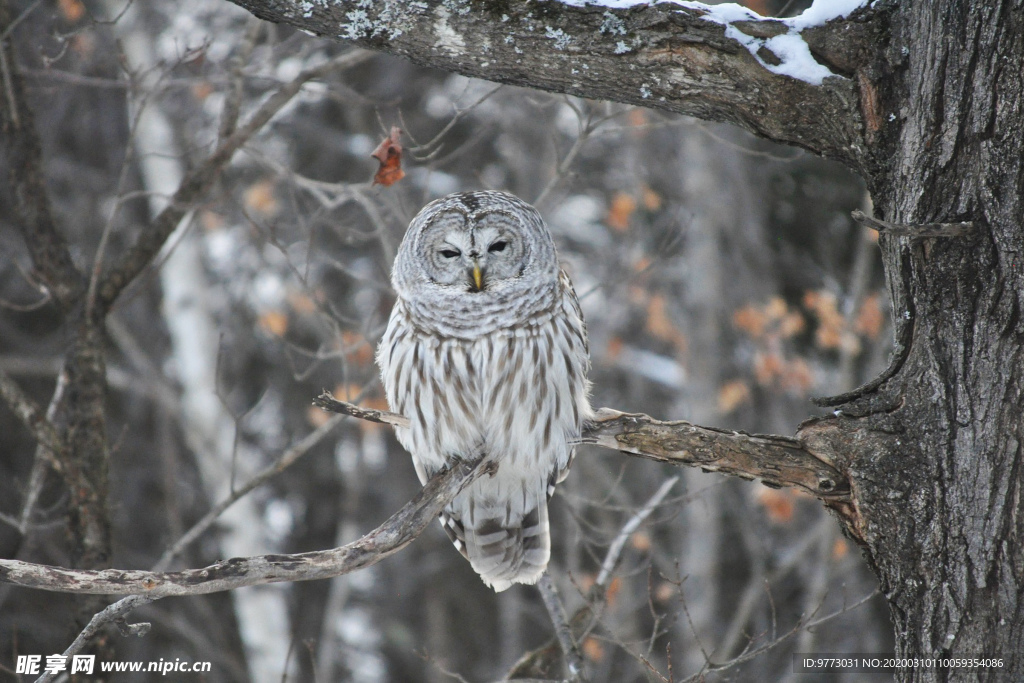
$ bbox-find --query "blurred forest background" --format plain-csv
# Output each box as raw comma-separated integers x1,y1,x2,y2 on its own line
1,0,896,681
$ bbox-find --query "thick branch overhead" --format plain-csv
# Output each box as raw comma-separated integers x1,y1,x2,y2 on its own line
229,0,879,168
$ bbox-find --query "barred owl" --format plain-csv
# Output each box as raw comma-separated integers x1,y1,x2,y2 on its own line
377,191,592,592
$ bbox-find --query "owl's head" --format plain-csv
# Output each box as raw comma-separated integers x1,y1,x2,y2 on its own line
392,192,560,305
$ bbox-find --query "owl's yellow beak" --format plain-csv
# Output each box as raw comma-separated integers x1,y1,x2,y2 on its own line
471,262,484,291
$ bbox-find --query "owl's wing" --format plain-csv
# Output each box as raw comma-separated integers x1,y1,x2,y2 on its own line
553,267,592,485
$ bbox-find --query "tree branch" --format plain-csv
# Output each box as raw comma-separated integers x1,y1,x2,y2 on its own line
850,209,974,238
0,458,491,596
0,3,85,310
94,49,373,313
314,393,849,500
0,366,65,474
228,0,880,169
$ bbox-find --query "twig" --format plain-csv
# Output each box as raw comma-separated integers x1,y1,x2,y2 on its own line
850,209,973,238
152,412,346,571
94,48,374,312
595,476,678,588
34,595,154,683
538,573,586,681
18,365,70,533
313,391,410,428
0,367,65,474
0,5,85,309
313,395,848,500
0,459,492,595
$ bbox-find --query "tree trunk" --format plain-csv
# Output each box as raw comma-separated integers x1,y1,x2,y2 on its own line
801,1,1024,677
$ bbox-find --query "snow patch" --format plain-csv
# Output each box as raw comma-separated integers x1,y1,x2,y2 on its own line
549,0,869,85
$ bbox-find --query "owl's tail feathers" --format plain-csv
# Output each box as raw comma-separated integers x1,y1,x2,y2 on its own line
442,490,552,592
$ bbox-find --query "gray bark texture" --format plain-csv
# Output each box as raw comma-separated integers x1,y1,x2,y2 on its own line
226,0,1024,680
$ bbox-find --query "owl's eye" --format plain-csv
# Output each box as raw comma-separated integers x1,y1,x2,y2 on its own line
439,249,461,259
488,240,508,253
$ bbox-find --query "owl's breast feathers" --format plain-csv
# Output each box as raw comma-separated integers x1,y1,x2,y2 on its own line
377,269,591,590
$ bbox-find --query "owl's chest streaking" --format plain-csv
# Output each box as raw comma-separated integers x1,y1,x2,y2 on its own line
376,290,590,484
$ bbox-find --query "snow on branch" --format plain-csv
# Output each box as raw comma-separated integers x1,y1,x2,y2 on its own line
228,0,881,169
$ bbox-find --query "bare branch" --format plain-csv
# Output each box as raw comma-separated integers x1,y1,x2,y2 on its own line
94,49,374,312
595,476,678,589
850,209,974,238
313,391,410,428
537,574,585,682
34,596,155,683
0,366,64,474
0,4,85,309
230,0,879,168
313,394,849,500
0,458,491,596
151,413,346,571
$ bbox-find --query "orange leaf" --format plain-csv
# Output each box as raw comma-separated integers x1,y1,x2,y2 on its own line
717,380,751,413
630,531,652,552
832,538,849,560
757,487,795,524
606,192,637,232
733,304,767,339
341,330,374,366
628,108,648,128
258,310,288,336
765,296,788,322
307,405,332,428
654,582,675,603
606,576,623,607
192,81,214,101
244,179,279,217
199,210,225,232
855,293,883,340
754,351,784,385
59,0,85,22
288,291,317,315
371,126,405,187
780,358,815,393
641,186,662,211
604,336,624,363
645,294,687,351
779,311,806,338
582,637,605,662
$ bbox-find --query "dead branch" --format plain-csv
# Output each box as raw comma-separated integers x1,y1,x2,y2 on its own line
314,393,849,500
850,209,974,238
0,458,491,596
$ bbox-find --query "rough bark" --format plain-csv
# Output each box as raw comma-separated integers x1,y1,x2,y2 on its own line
227,1,1024,679
804,1,1024,677
228,0,879,171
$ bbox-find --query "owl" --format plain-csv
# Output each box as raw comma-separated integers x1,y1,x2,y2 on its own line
377,191,592,592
